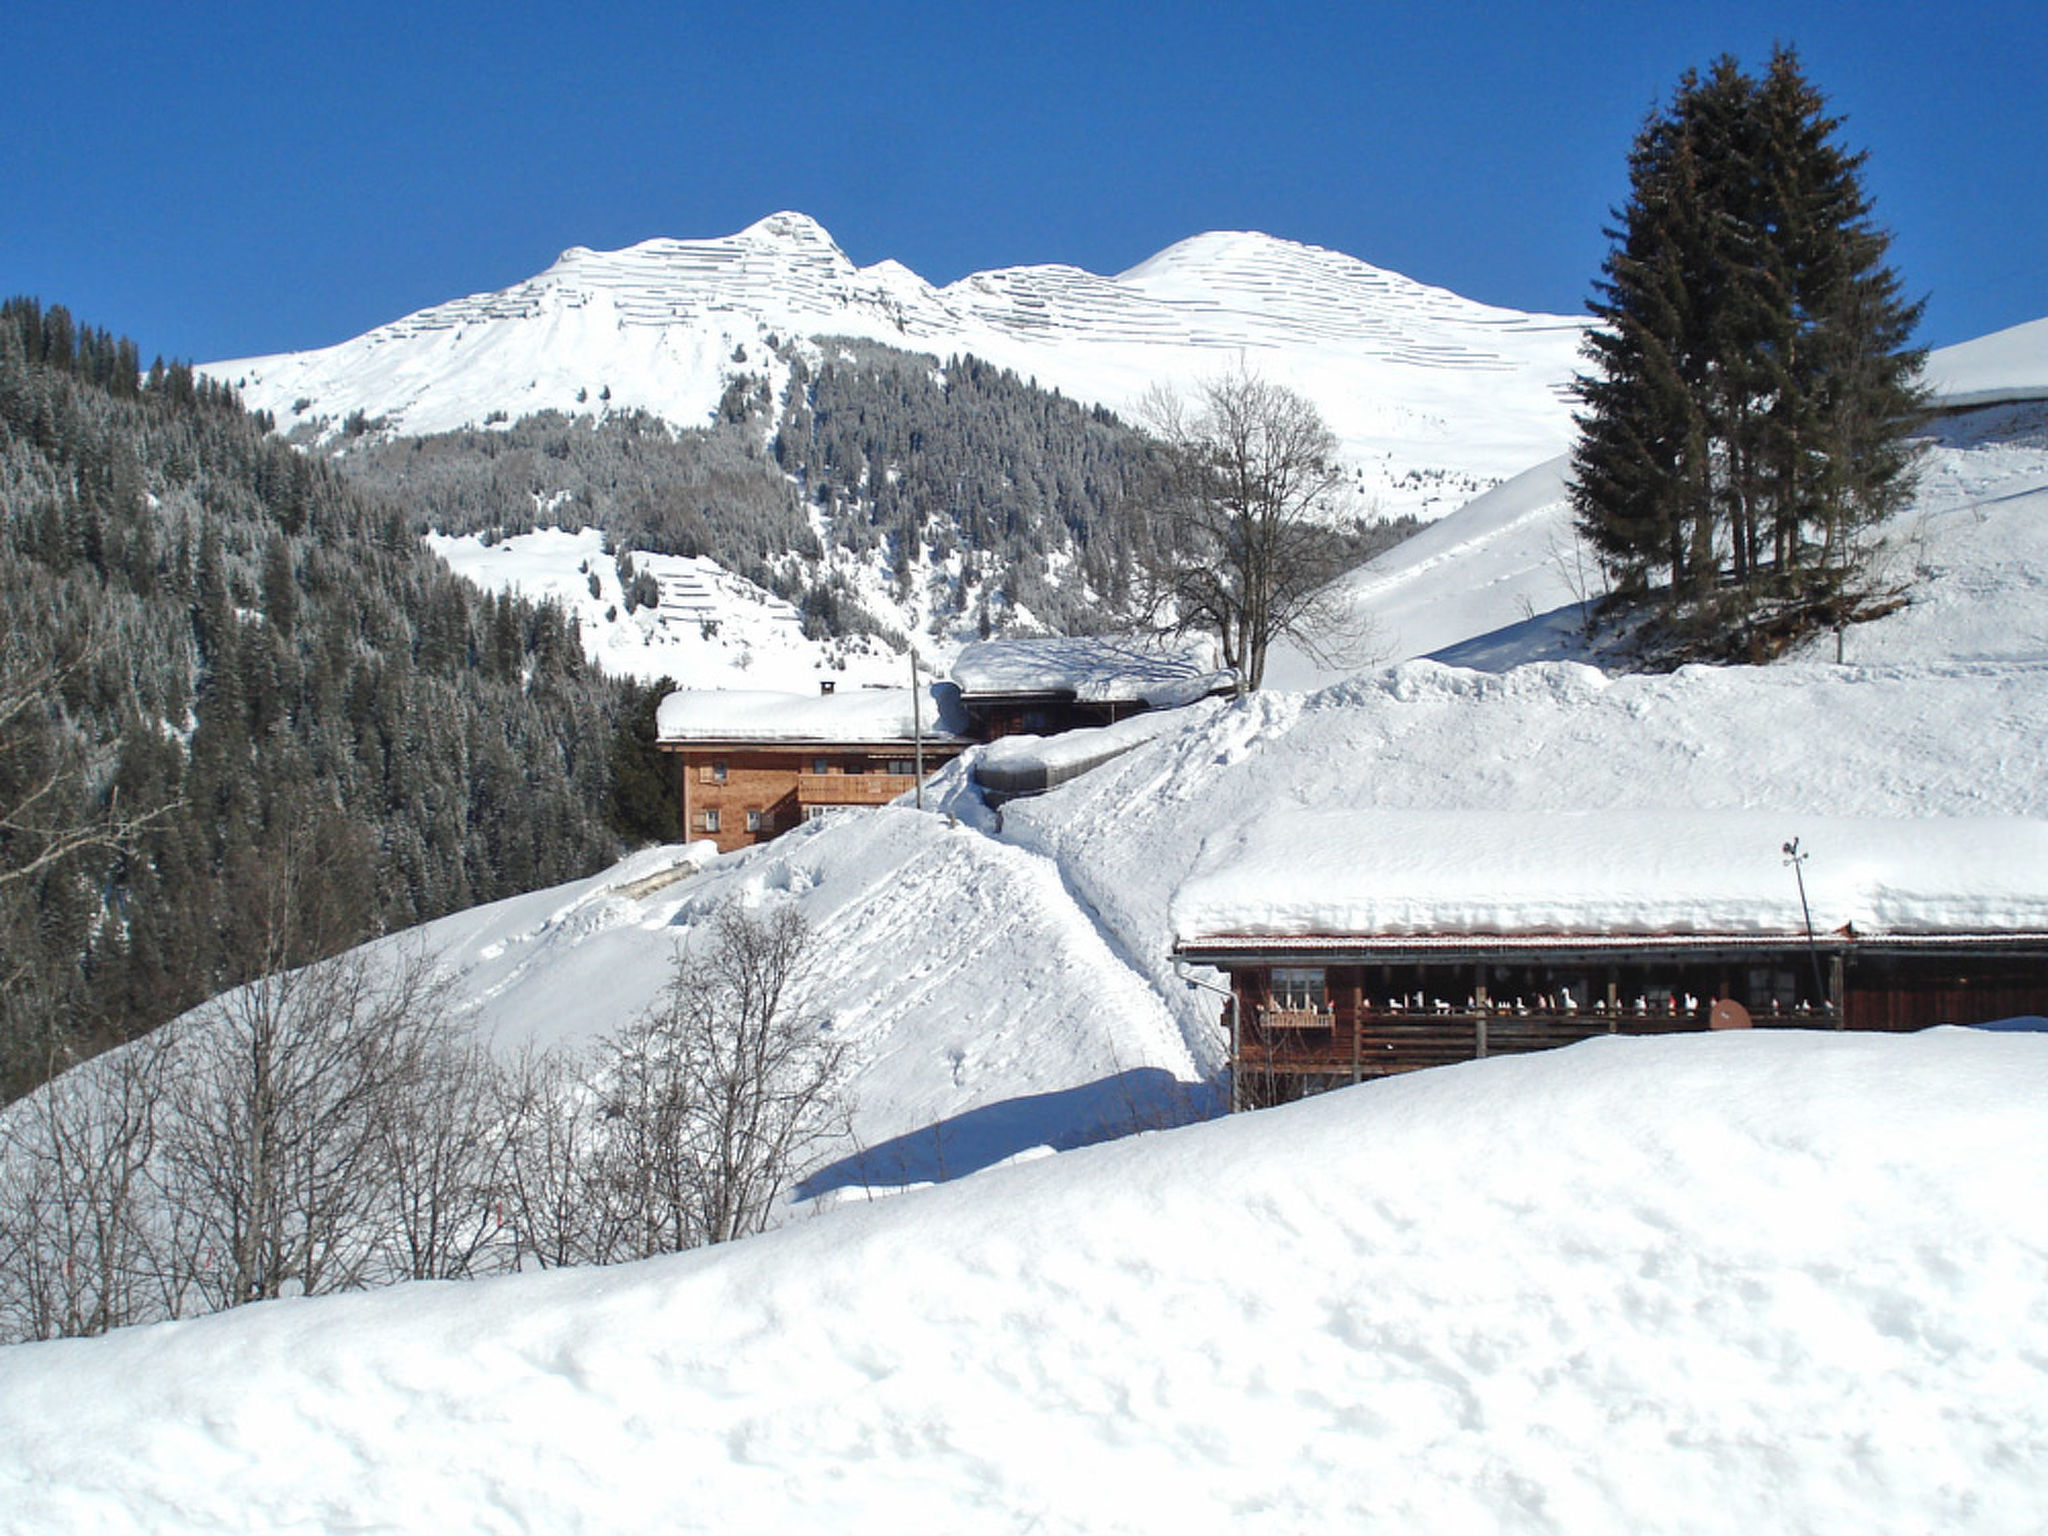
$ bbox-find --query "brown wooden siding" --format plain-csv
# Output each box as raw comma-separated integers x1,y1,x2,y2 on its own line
1221,950,2047,1105
668,744,964,853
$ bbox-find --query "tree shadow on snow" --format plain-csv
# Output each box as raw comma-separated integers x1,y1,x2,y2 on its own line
798,1068,1221,1200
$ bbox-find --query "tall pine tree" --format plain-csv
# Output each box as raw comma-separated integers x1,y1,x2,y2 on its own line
1571,48,1925,660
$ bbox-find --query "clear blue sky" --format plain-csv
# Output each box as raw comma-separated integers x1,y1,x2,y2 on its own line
6,1,2039,363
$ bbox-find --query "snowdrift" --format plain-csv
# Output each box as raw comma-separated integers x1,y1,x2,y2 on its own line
2,1029,2042,1533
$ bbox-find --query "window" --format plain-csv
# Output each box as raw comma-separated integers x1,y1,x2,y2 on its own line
701,809,721,833
811,757,829,776
746,809,766,832
886,759,916,776
712,761,728,783
1271,967,1327,1009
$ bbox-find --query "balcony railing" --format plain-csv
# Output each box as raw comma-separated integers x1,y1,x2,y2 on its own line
1259,1005,1335,1030
796,773,920,808
1238,1001,1845,1081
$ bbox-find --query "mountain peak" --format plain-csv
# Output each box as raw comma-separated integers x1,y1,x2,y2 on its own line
736,210,841,249
202,214,1591,519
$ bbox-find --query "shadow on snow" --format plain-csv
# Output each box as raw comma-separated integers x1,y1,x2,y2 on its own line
799,1067,1221,1200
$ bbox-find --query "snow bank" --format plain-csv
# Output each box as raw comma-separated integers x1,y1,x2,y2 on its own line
971,709,1189,801
3,1029,2042,1533
1172,810,2048,939
335,808,1202,1166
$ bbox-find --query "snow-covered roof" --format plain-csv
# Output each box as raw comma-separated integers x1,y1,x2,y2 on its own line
952,635,1236,707
1923,314,2048,408
656,684,970,745
1172,810,2048,945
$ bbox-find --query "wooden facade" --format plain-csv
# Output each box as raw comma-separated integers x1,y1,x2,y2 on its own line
1176,935,2048,1109
666,741,966,855
960,694,1146,742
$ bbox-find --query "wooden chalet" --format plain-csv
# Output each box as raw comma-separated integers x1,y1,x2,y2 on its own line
952,636,1236,740
656,683,970,854
1171,810,2048,1108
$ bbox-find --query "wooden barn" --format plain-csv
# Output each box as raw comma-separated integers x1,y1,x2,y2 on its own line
656,683,970,854
951,636,1236,740
1171,810,2048,1108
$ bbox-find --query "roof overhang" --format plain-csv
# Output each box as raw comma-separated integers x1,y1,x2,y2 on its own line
1174,931,2048,967
658,736,970,753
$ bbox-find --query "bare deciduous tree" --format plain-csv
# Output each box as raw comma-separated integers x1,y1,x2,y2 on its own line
1135,368,1373,691
159,941,450,1308
0,1031,171,1340
375,1034,507,1282
598,900,845,1252
495,1043,616,1270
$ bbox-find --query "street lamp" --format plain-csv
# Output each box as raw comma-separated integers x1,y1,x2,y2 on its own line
1782,836,1828,1013
1178,966,1242,1114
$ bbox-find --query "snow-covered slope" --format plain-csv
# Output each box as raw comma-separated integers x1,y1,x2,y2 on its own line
1261,322,2048,683
9,319,2048,1529
203,212,1587,521
4,1028,2043,1533
423,526,911,689
124,389,2048,1179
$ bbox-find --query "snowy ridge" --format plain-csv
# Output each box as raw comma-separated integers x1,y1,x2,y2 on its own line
1921,314,2048,407
202,213,1591,519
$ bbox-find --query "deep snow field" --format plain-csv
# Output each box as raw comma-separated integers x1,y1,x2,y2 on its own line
3,365,2047,1527
3,1030,2042,1533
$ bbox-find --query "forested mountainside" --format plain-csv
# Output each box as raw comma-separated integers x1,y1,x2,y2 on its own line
340,338,1417,640
0,299,630,1098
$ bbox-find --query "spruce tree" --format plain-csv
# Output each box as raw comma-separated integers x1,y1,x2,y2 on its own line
1571,48,1925,660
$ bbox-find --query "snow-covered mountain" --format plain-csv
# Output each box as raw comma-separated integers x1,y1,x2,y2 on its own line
202,212,1589,521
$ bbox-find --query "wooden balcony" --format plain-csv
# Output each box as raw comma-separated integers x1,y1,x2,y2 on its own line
796,772,921,809
1239,1002,1847,1083
1261,1004,1335,1030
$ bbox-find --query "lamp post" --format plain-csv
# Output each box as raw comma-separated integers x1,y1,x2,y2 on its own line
1179,968,1241,1114
910,647,924,810
1782,836,1828,1013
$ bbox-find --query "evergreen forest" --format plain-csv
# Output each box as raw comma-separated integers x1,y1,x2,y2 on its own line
0,299,640,1099
342,339,1415,641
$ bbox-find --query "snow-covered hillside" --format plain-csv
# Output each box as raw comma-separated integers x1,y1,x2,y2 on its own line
423,526,911,689
94,372,2048,1181
202,212,1587,522
9,312,2048,1530
1265,325,2048,682
89,386,2040,1194
4,1029,2043,1532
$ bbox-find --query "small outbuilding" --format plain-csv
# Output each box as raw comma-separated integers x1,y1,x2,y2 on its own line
1171,809,2048,1106
952,636,1237,739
